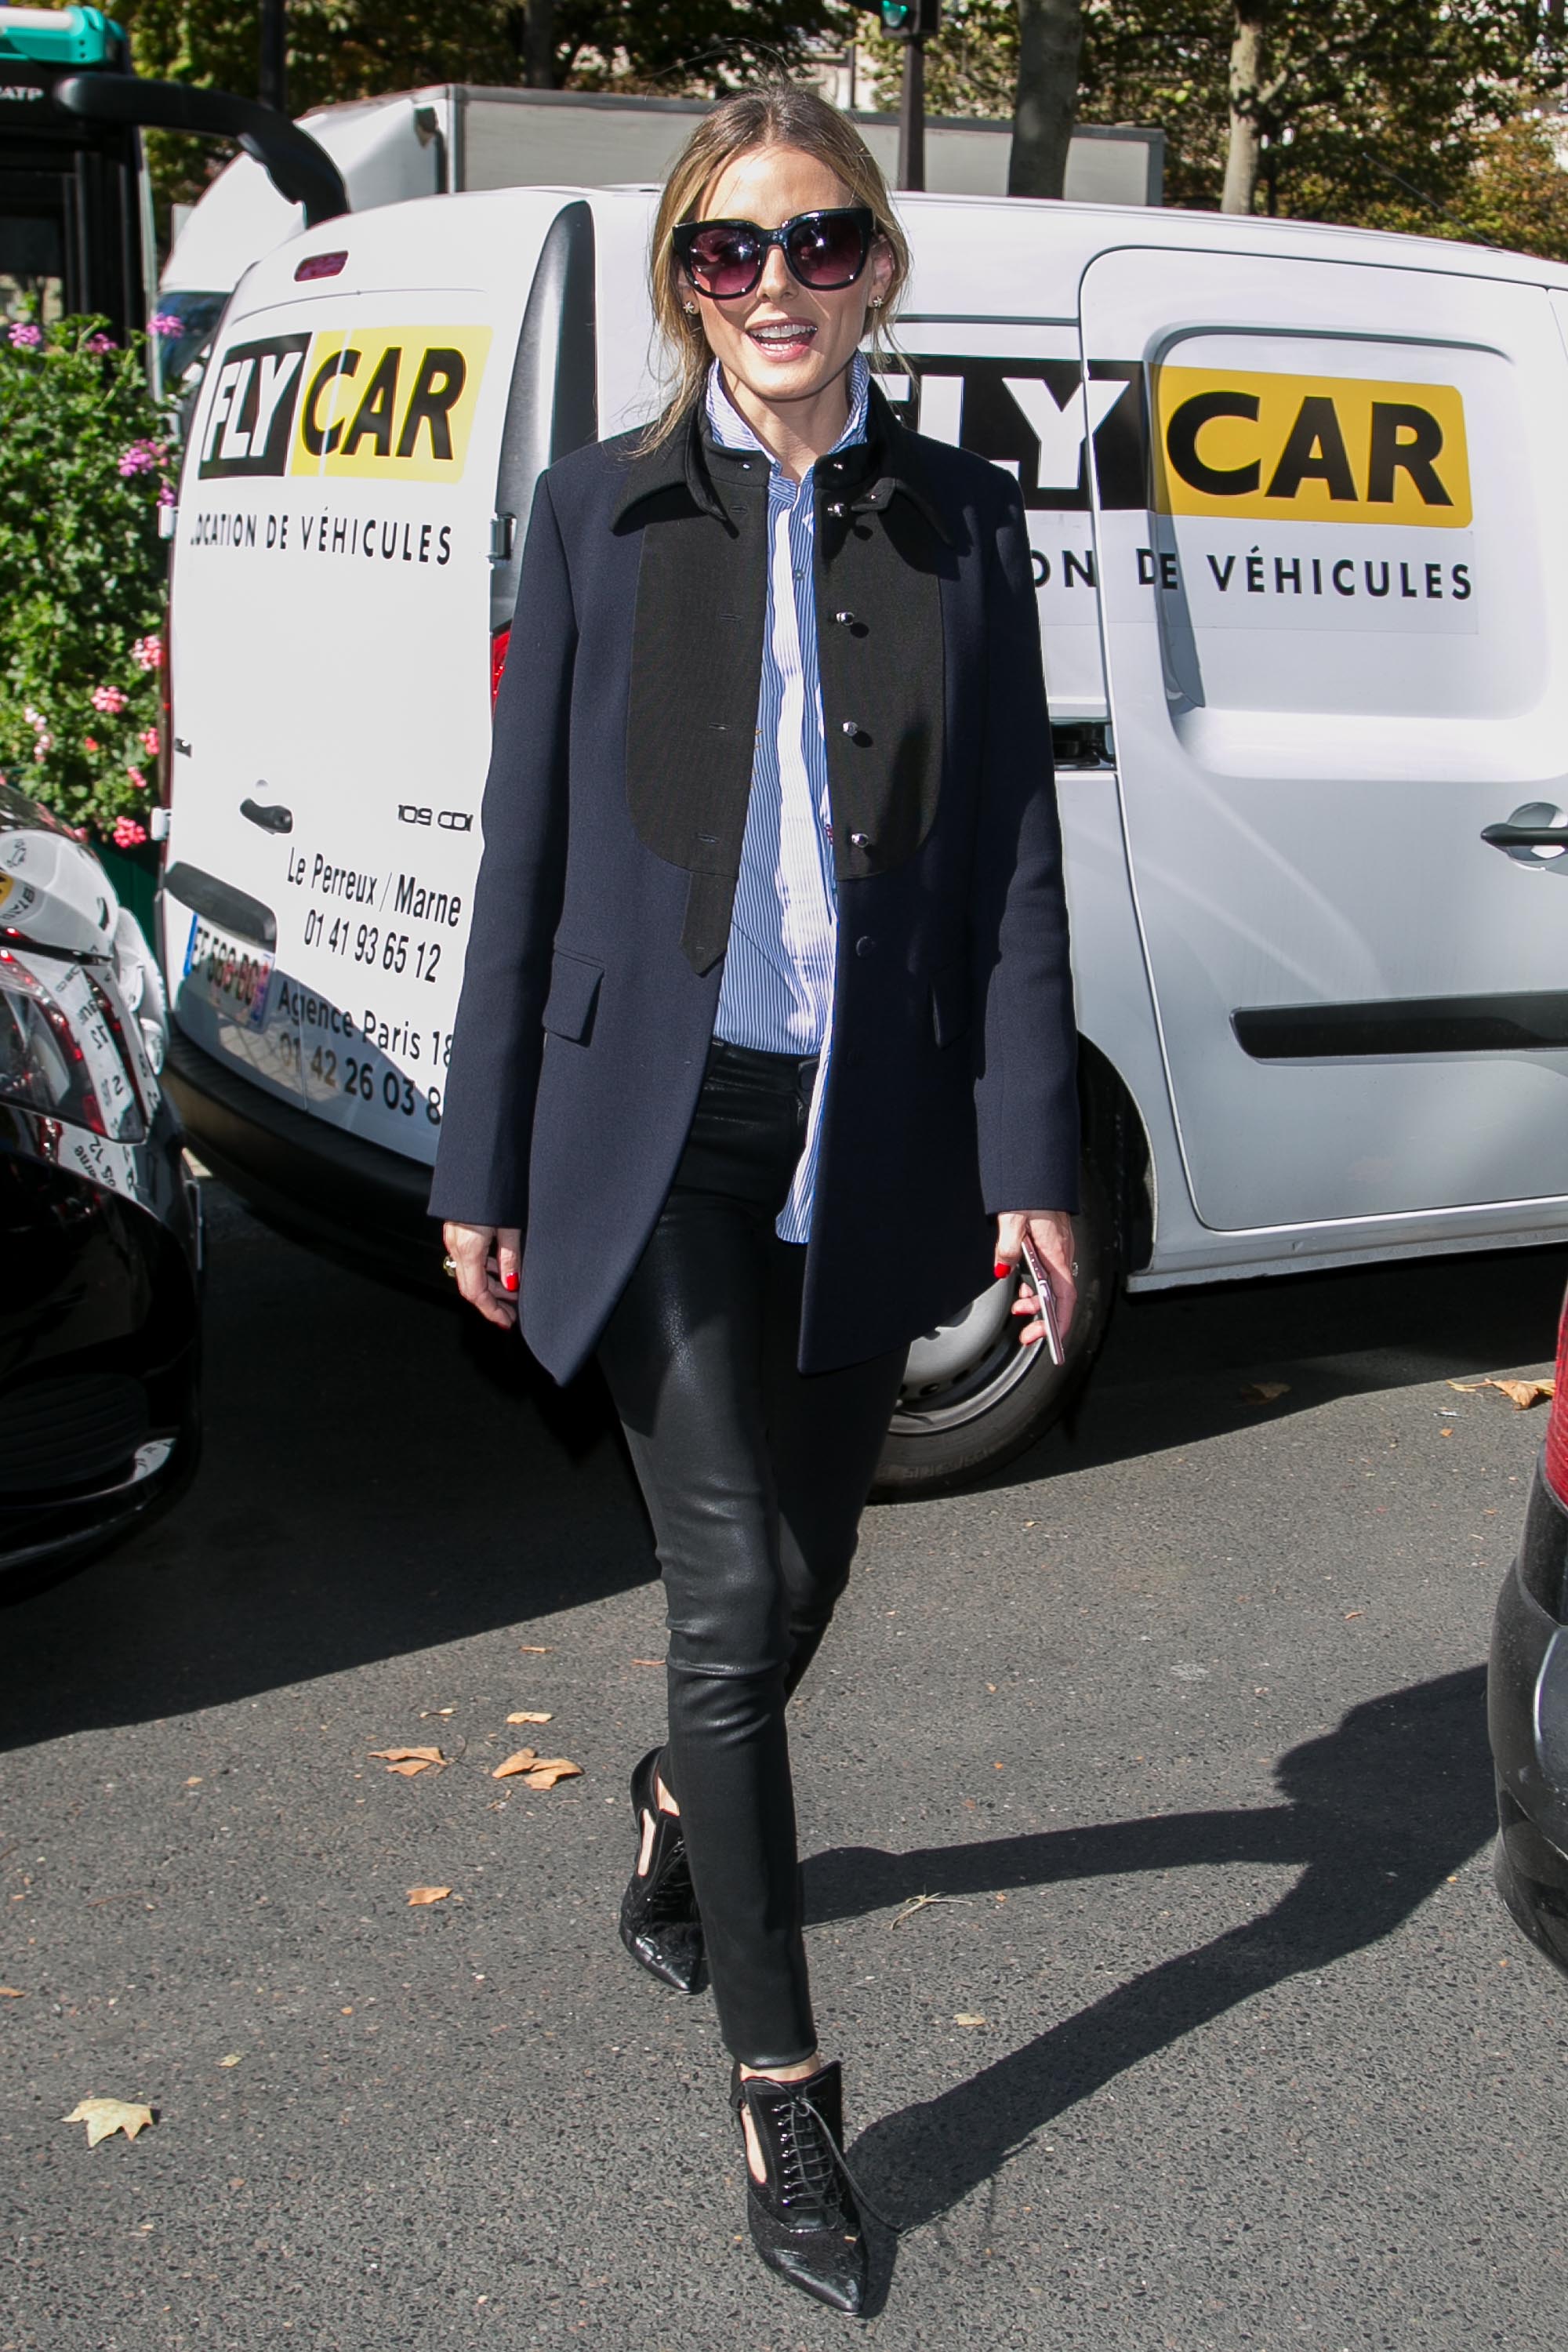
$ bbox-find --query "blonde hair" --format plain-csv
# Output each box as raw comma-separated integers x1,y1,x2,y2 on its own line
644,84,910,452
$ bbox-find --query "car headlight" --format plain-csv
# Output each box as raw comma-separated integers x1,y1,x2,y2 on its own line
0,947,146,1142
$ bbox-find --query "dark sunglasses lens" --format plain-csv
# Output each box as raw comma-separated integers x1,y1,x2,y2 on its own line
786,212,867,288
685,225,760,297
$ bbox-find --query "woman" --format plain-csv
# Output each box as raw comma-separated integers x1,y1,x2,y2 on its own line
432,84,1079,2316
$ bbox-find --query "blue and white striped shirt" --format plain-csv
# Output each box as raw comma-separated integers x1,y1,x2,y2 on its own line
708,352,870,1243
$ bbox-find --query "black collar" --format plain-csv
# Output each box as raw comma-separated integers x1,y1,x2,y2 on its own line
612,379,953,545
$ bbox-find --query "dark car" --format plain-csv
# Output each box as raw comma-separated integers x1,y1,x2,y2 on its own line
0,787,201,1593
1488,1285,1568,1969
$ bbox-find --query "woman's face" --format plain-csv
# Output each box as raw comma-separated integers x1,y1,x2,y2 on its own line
681,143,894,414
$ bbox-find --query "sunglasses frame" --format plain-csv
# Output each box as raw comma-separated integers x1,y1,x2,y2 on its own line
672,205,877,303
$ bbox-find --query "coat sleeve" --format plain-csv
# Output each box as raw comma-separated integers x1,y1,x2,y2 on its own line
426,475,575,1229
970,474,1081,1216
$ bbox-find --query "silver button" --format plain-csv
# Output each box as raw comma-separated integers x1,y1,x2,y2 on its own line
855,935,877,957
840,720,862,739
849,830,870,848
833,610,856,626
827,501,846,517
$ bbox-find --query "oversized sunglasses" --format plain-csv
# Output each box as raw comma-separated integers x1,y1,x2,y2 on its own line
672,206,877,301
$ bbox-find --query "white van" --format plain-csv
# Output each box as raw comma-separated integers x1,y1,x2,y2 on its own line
157,185,1568,1490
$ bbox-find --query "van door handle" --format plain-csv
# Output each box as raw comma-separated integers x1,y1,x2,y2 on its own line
1480,802,1568,865
240,797,293,835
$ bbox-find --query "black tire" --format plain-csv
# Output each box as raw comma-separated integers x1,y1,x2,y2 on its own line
869,1149,1118,1500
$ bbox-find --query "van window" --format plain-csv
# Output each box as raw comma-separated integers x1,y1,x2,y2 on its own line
1143,327,1537,723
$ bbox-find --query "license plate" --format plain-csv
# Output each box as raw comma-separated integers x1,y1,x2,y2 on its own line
183,912,274,1033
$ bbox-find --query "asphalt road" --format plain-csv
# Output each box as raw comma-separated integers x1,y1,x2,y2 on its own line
5,1185,1568,2352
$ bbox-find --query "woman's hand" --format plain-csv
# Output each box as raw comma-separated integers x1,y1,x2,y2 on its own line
443,1221,522,1330
995,1210,1077,1350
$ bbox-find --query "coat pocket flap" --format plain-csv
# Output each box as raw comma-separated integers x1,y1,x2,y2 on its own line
931,958,970,1047
541,949,603,1044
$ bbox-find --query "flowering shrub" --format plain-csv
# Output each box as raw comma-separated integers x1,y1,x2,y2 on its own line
0,310,177,840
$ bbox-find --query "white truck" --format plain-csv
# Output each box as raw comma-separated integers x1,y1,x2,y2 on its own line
154,180,1568,1490
153,84,1163,387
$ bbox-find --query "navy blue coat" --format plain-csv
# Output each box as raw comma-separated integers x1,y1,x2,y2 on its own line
428,387,1079,1381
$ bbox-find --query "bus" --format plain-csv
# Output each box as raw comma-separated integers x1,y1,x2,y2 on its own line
0,5,154,342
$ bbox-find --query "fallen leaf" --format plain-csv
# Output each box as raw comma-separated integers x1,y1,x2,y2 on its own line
1494,1377,1554,1410
517,1645,551,1655
184,1777,202,1787
0,1985,24,1998
407,1886,452,1907
953,2013,989,2028
1345,1610,1363,1621
368,1746,447,1777
891,1892,967,1928
63,2097,154,2147
630,1658,662,1668
1239,1381,1290,1404
1446,1379,1489,1392
492,1748,539,1777
218,2053,242,2068
506,1711,553,1726
522,1760,582,1789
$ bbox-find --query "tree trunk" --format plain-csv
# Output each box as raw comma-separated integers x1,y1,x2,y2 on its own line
524,0,555,89
1008,0,1084,201
1221,2,1267,216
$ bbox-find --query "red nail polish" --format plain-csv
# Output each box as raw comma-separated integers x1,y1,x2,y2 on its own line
503,1272,519,1293
993,1261,1011,1279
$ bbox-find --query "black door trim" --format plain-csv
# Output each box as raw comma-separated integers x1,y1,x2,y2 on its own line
1233,992,1568,1059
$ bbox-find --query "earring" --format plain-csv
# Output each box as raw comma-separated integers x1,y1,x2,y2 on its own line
684,302,699,316
870,296,884,308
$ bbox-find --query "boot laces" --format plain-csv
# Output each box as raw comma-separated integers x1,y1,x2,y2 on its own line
640,1842,695,1926
774,2092,846,2216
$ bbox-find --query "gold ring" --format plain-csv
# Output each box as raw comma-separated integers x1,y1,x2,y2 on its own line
441,1254,457,1279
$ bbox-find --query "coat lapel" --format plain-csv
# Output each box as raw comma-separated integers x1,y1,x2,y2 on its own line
613,387,956,975
815,398,953,884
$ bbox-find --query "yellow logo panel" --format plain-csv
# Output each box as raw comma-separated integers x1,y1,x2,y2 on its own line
1152,366,1471,528
289,326,492,481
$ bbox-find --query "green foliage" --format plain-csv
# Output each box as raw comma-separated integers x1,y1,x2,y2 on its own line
860,0,1568,262
0,317,172,845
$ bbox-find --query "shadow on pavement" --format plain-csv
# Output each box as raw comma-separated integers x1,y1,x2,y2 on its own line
808,1666,1493,2251
0,1195,648,1753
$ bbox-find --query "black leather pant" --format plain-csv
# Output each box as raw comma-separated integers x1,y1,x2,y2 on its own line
597,1040,908,2067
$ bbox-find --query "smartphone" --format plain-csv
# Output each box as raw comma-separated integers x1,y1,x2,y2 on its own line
1018,1232,1066,1368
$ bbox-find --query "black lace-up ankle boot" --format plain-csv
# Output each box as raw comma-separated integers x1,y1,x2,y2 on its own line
729,2058,869,2315
619,1745,704,1993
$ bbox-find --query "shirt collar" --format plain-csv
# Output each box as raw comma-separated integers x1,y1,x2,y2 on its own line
705,350,871,467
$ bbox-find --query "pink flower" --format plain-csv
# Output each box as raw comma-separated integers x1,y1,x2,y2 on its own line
125,766,147,792
23,704,43,729
156,481,176,510
8,321,42,350
118,442,158,477
148,312,183,339
85,332,117,355
84,736,100,753
112,817,147,848
90,684,128,715
32,735,51,760
131,635,163,673
140,728,159,757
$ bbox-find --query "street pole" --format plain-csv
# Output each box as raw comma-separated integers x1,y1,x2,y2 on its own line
897,34,926,191
259,0,287,115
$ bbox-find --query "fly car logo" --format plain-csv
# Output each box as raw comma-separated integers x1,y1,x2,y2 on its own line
1152,368,1471,528
196,326,491,484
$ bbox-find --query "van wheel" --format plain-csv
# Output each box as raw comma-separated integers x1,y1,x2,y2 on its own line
869,1152,1117,1500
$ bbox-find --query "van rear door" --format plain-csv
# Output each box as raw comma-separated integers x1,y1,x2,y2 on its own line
162,193,594,1171
1083,245,1568,1233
